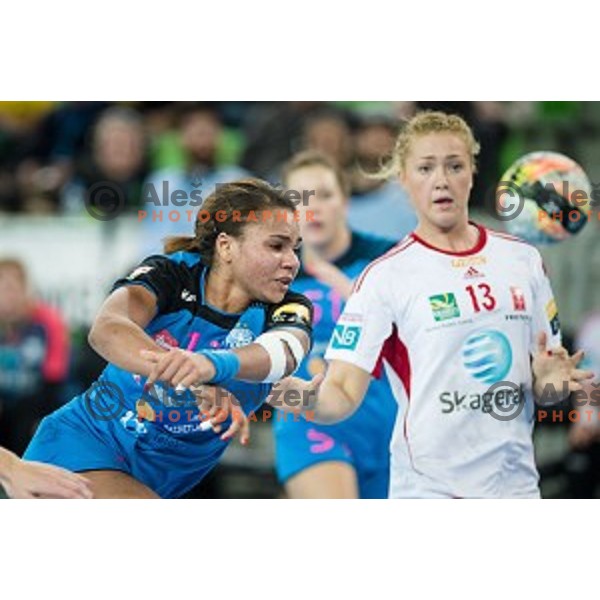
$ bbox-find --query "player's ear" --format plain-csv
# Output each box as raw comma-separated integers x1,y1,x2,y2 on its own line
214,232,234,264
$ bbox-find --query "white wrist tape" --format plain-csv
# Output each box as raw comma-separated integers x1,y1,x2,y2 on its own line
275,331,306,368
254,330,306,383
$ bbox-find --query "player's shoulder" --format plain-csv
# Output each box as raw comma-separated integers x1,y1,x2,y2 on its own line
485,226,543,262
117,252,204,298
141,251,203,277
353,235,418,292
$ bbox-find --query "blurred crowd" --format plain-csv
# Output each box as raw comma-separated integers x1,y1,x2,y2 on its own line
0,101,536,217
1,101,600,498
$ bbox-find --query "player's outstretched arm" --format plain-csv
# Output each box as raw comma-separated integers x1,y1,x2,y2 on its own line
141,327,311,389
269,359,371,425
89,286,166,376
0,447,93,499
531,331,595,403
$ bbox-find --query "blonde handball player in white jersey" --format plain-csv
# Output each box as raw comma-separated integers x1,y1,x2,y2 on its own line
275,111,594,498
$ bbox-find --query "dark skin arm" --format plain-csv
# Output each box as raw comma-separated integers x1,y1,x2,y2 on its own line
88,286,163,377
88,285,251,442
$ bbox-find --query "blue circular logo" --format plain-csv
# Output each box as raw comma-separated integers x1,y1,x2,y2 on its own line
462,330,512,385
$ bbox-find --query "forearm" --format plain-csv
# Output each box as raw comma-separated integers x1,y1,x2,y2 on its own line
233,343,295,382
273,362,367,425
309,377,360,424
88,315,164,376
0,447,17,486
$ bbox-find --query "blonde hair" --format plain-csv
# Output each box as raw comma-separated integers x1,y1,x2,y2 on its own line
376,111,480,179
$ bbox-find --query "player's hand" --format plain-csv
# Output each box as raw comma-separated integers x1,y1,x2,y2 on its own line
193,385,250,445
267,373,324,414
532,331,595,403
2,455,93,499
141,348,216,389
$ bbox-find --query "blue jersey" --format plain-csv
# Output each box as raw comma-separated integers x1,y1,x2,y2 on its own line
274,231,398,498
24,251,313,498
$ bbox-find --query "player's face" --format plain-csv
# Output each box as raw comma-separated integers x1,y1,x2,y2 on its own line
231,215,302,304
400,133,473,231
285,165,347,251
0,267,27,322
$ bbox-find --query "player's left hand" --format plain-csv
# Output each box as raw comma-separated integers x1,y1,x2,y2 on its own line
141,348,216,389
532,331,594,402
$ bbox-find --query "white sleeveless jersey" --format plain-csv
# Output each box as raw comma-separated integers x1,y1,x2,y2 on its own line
325,224,561,498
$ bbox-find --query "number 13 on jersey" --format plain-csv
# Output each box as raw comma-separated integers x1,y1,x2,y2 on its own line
465,283,497,313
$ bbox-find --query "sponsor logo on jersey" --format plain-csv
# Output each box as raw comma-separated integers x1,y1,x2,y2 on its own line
271,303,311,327
510,286,526,311
338,312,363,323
181,289,197,302
331,323,362,350
119,410,148,436
429,293,461,322
136,399,157,422
545,298,560,335
464,266,485,279
225,323,255,348
127,266,154,280
462,330,513,385
439,383,525,415
153,329,179,350
451,255,487,269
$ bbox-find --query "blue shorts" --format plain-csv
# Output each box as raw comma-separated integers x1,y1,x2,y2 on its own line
273,408,393,499
23,395,229,498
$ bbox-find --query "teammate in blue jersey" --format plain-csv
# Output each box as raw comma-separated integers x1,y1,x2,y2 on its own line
273,151,398,498
24,179,314,498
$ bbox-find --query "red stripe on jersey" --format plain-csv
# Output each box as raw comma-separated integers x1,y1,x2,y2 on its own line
372,324,411,397
31,303,70,382
411,221,488,256
372,325,418,470
353,239,415,293
487,229,532,246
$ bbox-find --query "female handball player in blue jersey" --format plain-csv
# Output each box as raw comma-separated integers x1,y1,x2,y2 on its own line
277,112,595,498
273,151,398,498
24,179,314,498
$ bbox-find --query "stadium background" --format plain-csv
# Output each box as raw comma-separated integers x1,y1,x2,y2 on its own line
1,100,599,498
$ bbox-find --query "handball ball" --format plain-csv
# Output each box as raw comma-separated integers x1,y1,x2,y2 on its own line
496,151,592,245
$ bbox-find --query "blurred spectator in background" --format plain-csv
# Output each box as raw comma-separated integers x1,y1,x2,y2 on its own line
9,102,109,213
140,102,248,257
60,106,149,215
348,114,417,240
0,101,57,213
301,112,354,171
0,258,70,456
241,102,330,179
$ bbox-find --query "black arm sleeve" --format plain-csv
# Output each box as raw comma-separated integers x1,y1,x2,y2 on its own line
264,290,314,338
110,256,184,314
